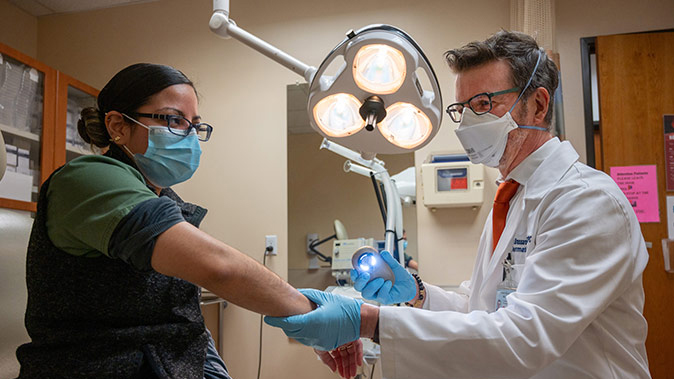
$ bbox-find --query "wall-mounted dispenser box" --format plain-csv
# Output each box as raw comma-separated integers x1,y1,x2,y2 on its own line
421,153,485,208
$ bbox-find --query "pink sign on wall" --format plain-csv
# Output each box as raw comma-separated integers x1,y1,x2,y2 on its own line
610,165,660,223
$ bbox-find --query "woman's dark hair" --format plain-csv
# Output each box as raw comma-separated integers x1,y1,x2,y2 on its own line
444,30,559,126
77,63,194,147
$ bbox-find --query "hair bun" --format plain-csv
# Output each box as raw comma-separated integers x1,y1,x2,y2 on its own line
78,107,111,148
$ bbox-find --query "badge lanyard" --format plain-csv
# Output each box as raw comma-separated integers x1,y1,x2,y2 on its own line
495,255,517,310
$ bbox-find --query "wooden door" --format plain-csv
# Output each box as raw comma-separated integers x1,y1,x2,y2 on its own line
596,31,674,378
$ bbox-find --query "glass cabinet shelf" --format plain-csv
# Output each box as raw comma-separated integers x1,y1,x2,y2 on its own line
0,123,40,142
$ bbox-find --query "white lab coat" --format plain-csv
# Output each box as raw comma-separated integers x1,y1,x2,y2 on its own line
379,138,650,378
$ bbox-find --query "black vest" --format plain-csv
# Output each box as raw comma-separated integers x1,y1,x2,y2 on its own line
16,171,209,378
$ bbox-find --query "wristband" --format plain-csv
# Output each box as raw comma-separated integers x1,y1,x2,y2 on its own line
405,273,425,308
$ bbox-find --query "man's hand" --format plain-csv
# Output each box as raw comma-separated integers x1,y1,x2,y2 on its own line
351,250,417,304
264,289,363,351
315,339,363,378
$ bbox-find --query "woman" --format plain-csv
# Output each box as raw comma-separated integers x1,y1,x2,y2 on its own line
14,63,324,378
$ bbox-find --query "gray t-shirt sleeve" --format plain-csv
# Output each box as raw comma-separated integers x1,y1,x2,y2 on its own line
108,197,185,271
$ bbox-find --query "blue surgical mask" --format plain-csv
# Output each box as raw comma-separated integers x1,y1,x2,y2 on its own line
403,240,408,250
122,116,201,188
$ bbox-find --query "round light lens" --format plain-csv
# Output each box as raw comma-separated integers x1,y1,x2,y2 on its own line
379,102,432,149
358,253,377,272
353,44,406,95
312,93,365,137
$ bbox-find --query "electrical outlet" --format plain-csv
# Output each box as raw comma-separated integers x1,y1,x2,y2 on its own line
307,233,318,254
265,235,278,255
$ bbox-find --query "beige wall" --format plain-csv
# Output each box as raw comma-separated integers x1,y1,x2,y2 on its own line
0,0,38,57
0,0,672,377
288,132,416,271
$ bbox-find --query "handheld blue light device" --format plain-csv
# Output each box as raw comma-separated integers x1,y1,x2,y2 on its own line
351,246,395,283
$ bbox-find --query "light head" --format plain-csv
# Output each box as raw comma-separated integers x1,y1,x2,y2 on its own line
351,246,395,283
308,25,443,155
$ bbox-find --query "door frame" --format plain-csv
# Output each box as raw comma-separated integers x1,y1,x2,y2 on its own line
580,37,596,168
581,29,674,169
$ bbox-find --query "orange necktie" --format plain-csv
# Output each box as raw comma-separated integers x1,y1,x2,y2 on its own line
492,180,520,253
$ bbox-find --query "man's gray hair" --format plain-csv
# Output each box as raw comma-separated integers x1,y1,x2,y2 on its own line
444,30,559,126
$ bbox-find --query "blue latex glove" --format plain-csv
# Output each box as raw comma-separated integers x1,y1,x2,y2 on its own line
264,288,363,351
350,250,416,305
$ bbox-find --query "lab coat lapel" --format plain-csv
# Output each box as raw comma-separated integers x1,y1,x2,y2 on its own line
482,141,580,302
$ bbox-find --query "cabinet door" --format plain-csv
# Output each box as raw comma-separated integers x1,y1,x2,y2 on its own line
55,72,99,167
0,43,56,212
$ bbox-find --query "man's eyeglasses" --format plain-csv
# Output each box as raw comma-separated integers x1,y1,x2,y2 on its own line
130,112,213,141
445,86,520,123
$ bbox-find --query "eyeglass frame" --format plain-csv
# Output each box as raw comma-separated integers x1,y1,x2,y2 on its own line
445,86,521,123
127,112,213,142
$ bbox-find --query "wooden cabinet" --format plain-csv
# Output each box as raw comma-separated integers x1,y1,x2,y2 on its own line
0,42,98,212
55,72,99,166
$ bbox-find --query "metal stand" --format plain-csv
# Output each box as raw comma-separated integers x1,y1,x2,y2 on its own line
321,138,405,266
200,288,229,354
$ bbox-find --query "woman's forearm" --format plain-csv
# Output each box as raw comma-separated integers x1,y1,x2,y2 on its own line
152,222,314,316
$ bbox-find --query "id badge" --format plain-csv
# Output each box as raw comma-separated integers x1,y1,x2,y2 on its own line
495,288,515,309
495,259,517,310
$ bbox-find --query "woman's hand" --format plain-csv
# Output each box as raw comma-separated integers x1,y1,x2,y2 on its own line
315,339,363,378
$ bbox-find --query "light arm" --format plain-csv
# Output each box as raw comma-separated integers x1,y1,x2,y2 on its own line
209,6,316,83
390,183,405,266
320,139,401,256
343,160,375,178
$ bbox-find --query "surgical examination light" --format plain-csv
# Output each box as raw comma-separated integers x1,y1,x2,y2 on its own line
208,0,443,156
209,0,442,259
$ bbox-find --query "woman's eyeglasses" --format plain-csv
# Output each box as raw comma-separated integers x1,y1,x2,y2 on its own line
130,112,213,141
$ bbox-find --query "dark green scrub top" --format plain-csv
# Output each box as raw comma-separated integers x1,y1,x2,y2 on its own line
46,155,157,258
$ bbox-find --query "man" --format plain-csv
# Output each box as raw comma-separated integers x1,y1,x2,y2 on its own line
266,30,651,378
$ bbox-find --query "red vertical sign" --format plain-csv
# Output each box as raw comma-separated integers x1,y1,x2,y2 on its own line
664,115,674,191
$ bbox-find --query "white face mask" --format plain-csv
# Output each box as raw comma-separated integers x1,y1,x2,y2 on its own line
454,50,547,168
455,110,519,167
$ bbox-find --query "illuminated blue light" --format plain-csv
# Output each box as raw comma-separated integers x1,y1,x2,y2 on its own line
358,253,377,272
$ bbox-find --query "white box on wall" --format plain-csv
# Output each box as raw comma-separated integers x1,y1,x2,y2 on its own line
421,153,485,208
